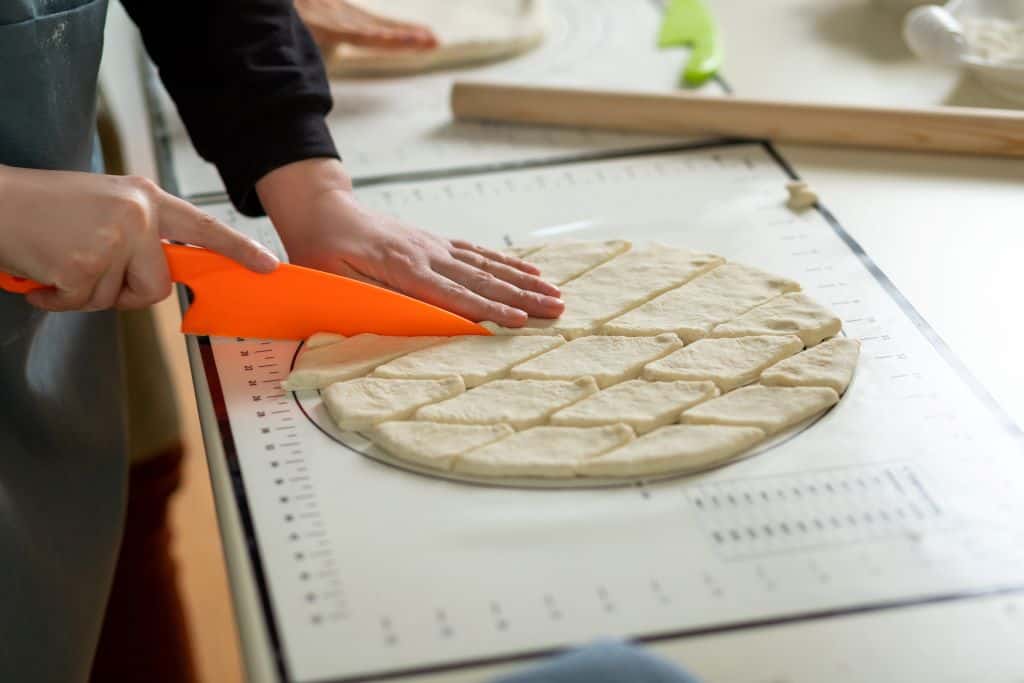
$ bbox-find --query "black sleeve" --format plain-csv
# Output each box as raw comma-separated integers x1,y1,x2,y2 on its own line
121,0,340,215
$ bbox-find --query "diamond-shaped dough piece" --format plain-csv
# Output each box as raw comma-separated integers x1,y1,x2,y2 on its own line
322,377,465,431
455,424,635,478
415,378,598,430
304,332,346,350
601,263,801,341
643,335,803,391
484,245,723,338
578,424,766,477
680,385,839,435
550,380,719,434
373,335,564,387
761,337,861,394
510,333,682,388
521,240,631,285
505,244,543,258
284,334,444,390
711,292,842,347
369,421,514,471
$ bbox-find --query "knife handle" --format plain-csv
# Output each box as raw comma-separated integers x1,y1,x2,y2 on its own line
0,243,221,296
0,271,44,294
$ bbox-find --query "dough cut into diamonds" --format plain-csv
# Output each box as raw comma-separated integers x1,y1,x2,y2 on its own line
284,334,443,390
325,0,547,77
292,241,855,482
578,424,766,477
304,331,346,350
485,245,723,338
368,422,514,471
602,263,800,341
711,292,841,346
643,335,803,391
455,424,635,478
550,380,719,434
510,333,682,388
761,337,860,394
681,385,839,434
373,335,564,387
521,240,631,285
323,377,465,431
415,378,598,430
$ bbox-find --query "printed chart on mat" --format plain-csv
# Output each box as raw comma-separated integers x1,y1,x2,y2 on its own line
152,0,717,198
197,143,1024,683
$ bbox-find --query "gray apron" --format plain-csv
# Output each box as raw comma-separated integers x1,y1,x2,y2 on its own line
0,1,129,681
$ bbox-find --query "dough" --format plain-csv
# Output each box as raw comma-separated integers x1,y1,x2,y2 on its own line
485,245,724,338
322,376,465,431
521,240,631,285
681,385,839,435
296,242,856,482
711,292,842,347
505,244,543,258
602,263,800,341
785,180,818,211
373,334,564,387
578,424,766,477
283,334,443,390
761,337,860,394
304,331,346,350
550,379,719,434
326,0,547,76
643,335,804,391
456,424,635,478
509,333,682,388
369,421,514,471
415,377,598,430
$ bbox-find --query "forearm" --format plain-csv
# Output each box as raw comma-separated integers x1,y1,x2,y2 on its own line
256,157,353,248
122,0,339,215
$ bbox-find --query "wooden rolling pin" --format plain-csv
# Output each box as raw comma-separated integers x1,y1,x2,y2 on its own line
451,81,1024,158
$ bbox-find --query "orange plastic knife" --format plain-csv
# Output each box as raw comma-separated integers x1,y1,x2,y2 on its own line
0,243,489,339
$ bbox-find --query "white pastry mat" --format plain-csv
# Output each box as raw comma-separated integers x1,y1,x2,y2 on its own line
195,144,1024,683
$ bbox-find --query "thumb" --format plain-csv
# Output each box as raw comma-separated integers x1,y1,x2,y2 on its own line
156,193,279,273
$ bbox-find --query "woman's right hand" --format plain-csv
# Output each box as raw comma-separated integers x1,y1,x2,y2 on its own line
0,166,278,312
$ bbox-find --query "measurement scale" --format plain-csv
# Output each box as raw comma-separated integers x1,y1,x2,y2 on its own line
192,142,1024,683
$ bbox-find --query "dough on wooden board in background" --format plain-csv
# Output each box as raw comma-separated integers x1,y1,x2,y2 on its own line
326,0,548,77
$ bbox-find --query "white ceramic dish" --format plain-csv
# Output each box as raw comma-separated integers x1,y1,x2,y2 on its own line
904,0,1024,103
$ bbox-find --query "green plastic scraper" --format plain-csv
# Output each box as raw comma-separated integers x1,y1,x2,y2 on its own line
658,0,722,87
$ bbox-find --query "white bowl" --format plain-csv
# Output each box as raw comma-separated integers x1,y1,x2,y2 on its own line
904,0,1024,103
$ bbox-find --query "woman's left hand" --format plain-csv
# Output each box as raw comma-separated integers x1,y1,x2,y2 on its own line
256,159,564,328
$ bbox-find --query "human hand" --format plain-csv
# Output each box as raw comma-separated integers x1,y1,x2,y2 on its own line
0,167,278,312
295,0,438,51
256,159,564,328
